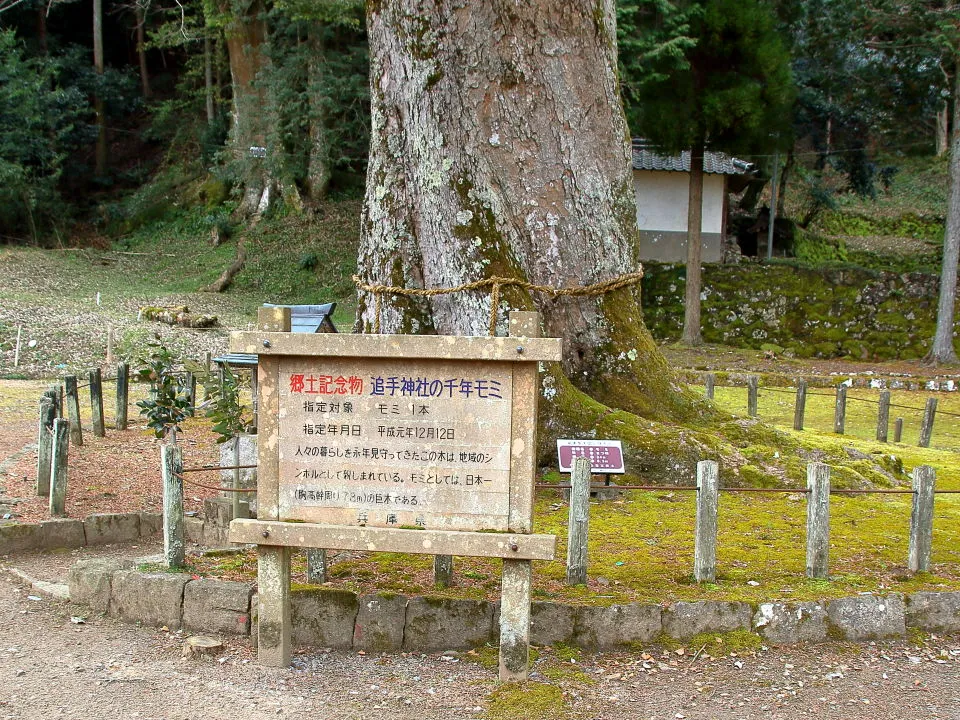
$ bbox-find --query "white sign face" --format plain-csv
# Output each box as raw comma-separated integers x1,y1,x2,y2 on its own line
556,439,625,473
277,357,513,531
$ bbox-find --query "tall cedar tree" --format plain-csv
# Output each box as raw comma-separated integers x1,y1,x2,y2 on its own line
620,0,794,344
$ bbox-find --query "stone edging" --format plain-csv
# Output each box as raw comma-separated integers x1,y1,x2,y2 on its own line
0,499,237,555
67,559,960,651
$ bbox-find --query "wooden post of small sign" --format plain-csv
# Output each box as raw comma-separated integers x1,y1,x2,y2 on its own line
36,393,56,496
894,418,904,443
876,390,891,442
256,305,292,667
919,398,937,448
694,460,719,583
49,418,70,516
793,379,807,431
566,456,591,586
116,362,129,430
747,375,759,417
908,465,935,573
704,373,715,400
63,375,83,446
805,463,830,580
89,368,106,437
834,385,847,435
161,443,185,569
499,311,541,683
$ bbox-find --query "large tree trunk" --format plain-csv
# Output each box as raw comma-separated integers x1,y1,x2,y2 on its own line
224,0,272,215
204,36,215,124
936,101,949,158
136,5,152,99
306,29,331,203
357,0,694,423
93,0,107,177
681,146,704,345
926,58,960,365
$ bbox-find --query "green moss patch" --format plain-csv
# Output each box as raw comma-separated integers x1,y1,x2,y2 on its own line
484,682,567,720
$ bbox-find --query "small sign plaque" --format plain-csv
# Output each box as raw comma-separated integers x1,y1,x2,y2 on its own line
556,439,625,473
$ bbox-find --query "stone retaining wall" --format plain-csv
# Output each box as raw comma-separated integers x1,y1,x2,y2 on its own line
0,499,240,555
67,559,960,651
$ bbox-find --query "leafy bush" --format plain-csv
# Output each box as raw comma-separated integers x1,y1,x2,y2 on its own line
135,337,192,440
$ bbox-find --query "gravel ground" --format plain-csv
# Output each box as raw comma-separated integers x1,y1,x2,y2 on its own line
1,558,960,720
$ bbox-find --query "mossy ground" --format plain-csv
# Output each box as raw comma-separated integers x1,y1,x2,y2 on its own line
195,382,960,606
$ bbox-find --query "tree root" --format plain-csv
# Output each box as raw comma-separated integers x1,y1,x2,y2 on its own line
202,239,246,293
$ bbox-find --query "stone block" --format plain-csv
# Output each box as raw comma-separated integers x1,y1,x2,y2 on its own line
0,523,38,554
36,519,87,550
826,594,905,641
291,587,358,649
183,579,254,635
109,570,191,629
83,513,141,545
139,513,163,538
530,602,576,647
184,517,204,544
906,592,960,633
202,498,248,545
353,594,408,652
662,601,752,640
67,558,134,613
574,603,662,650
402,596,494,652
219,433,257,489
753,602,827,645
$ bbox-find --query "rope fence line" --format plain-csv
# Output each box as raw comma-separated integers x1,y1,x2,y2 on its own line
749,383,960,418
354,271,645,336
535,483,960,495
175,472,257,493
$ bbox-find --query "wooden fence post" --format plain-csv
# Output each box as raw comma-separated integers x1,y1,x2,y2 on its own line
185,371,197,413
793,379,807,431
49,418,70,516
306,549,327,584
161,443,185,569
566,456,591,585
747,376,759,417
63,375,83,446
89,368,105,437
116,362,129,430
919,398,937,448
805,462,830,580
834,385,847,434
876,390,890,442
908,465,935,573
434,555,454,588
694,460,719,583
705,373,715,400
36,394,56,497
894,418,903,443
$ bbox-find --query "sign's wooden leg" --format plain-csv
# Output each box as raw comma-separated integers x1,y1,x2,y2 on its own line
499,558,532,682
258,545,291,667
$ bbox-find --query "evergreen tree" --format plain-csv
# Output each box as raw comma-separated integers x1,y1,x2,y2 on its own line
619,0,794,344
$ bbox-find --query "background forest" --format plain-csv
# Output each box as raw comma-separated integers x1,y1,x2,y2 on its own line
0,0,955,268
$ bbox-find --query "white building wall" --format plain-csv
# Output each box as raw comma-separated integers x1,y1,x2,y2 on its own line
633,170,725,234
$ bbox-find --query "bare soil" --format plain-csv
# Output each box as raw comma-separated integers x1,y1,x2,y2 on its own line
1,562,959,720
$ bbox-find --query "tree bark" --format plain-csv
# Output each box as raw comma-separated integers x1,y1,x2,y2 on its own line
93,0,107,177
681,146,704,345
306,28,331,202
358,0,691,422
224,0,271,215
936,100,949,158
205,36,215,124
926,56,960,365
136,5,152,99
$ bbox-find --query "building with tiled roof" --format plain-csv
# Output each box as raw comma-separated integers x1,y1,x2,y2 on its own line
631,139,754,263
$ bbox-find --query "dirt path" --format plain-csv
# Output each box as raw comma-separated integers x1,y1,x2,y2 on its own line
1,560,959,720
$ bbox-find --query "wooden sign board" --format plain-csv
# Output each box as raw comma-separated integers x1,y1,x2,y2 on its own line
228,308,562,682
556,439,625,474
277,357,514,531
